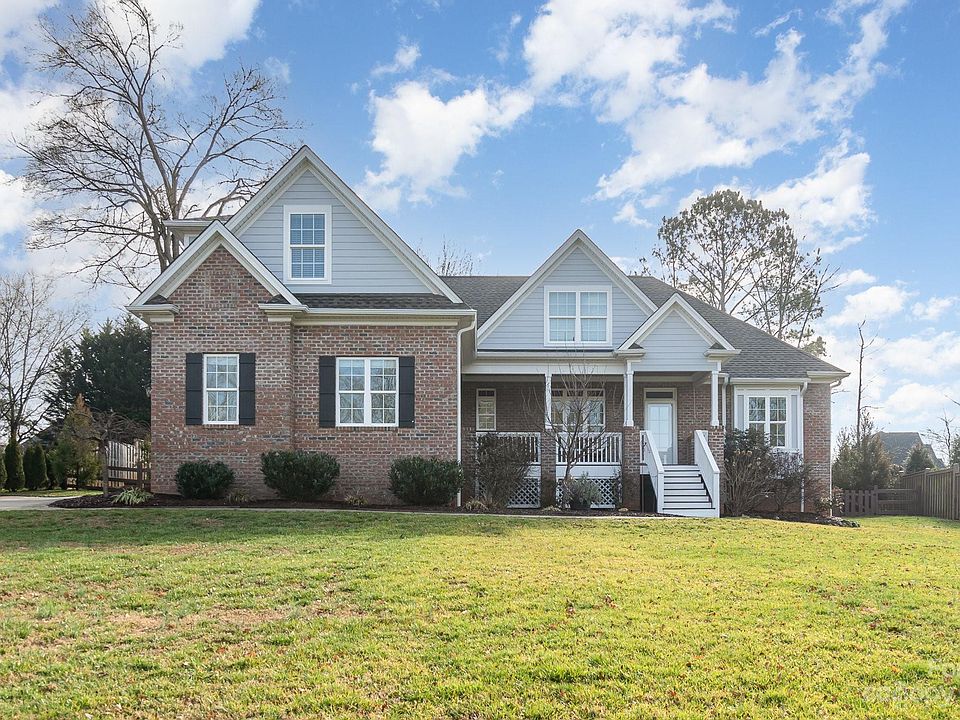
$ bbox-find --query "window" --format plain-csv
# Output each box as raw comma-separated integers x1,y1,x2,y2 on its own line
285,205,331,282
477,389,496,431
545,288,610,344
336,358,398,426
747,394,788,448
551,388,605,431
203,354,239,424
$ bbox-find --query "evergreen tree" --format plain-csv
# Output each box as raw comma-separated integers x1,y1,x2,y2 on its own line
950,437,960,467
51,396,101,488
4,440,25,491
23,446,49,490
0,445,6,490
832,411,895,490
905,443,935,473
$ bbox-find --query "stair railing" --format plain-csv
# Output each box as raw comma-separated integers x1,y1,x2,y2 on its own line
641,430,665,514
693,430,721,518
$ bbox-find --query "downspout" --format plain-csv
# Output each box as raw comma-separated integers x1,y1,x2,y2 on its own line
799,379,809,512
455,314,477,508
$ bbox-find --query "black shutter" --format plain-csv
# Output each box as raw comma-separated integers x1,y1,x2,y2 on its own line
398,356,415,427
185,353,203,425
238,353,256,425
319,356,336,427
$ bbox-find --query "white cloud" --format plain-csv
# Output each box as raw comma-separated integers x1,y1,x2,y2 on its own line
834,268,876,287
0,169,36,236
611,256,643,274
612,201,653,228
371,40,421,77
263,56,290,84
0,0,56,58
754,9,803,37
874,332,960,377
360,81,533,209
827,284,912,326
912,296,958,323
493,13,523,64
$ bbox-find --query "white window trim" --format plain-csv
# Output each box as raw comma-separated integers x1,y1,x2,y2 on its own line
335,357,399,427
550,387,606,430
283,204,332,284
543,285,613,346
202,353,239,426
733,386,802,452
476,388,497,431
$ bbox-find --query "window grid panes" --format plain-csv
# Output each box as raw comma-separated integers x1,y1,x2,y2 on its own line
204,354,238,424
551,388,605,431
477,389,496,431
337,358,398,426
289,212,327,280
746,395,788,448
547,290,609,343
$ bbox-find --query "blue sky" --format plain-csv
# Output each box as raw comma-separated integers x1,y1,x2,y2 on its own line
1,0,959,452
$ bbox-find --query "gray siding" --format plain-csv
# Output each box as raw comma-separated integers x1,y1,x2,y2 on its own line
237,169,431,294
637,311,713,371
481,246,650,350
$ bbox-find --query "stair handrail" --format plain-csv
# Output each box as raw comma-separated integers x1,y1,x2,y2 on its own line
693,430,721,517
641,430,665,514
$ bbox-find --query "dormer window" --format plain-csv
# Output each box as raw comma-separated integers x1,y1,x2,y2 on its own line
545,287,611,345
284,205,331,283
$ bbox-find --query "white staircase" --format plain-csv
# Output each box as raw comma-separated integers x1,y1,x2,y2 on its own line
661,465,717,517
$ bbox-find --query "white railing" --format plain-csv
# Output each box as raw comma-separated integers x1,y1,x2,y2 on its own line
693,430,721,517
555,432,622,466
475,431,541,465
641,430,665,513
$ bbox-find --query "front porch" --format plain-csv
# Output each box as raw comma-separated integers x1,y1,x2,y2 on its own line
462,372,726,516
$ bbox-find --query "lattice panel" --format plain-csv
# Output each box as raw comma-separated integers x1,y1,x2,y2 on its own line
556,477,619,509
477,475,542,509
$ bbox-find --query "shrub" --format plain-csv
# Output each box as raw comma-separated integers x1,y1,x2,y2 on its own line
227,490,249,505
175,461,234,499
475,433,533,509
260,450,339,501
112,486,153,506
389,456,462,505
722,428,775,516
0,446,5,490
344,494,366,507
23,445,48,491
564,473,601,511
4,440,25,491
463,498,487,512
770,452,811,513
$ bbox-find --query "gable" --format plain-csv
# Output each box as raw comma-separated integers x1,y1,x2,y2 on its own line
632,306,715,371
235,167,432,294
480,245,652,350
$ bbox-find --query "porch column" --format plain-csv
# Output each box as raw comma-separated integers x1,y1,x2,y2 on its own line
710,369,719,427
544,372,552,428
623,369,634,427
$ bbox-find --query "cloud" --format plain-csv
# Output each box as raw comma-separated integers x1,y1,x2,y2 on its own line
612,201,653,228
754,8,803,37
493,13,523,64
611,255,644,274
0,169,36,236
371,40,421,77
912,296,958,323
827,284,913,326
360,80,533,209
834,268,876,287
263,56,290,84
0,0,56,58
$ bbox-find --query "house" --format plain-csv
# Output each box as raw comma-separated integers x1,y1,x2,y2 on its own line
127,146,848,517
874,432,943,469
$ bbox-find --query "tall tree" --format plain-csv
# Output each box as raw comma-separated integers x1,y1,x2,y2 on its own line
46,317,151,428
0,273,86,443
18,0,297,289
832,410,895,490
650,190,835,353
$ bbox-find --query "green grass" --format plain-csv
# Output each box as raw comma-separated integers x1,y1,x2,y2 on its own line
0,512,957,719
0,489,99,497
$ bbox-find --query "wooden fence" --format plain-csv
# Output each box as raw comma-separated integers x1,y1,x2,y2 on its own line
900,466,960,521
96,440,150,490
841,487,919,517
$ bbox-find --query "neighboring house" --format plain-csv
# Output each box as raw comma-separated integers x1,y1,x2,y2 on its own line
128,146,847,517
874,432,943,469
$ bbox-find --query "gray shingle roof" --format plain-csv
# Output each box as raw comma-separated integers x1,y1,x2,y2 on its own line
294,293,470,311
443,274,845,379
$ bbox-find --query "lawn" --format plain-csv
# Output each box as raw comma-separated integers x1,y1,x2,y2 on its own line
0,512,957,719
1,489,99,498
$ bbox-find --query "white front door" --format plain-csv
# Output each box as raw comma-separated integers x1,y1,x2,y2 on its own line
645,394,676,465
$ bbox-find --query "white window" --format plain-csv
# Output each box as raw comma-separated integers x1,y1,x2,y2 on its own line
203,354,239,425
336,358,398,426
551,388,605,431
284,205,331,282
545,287,611,344
477,389,496,431
747,394,788,448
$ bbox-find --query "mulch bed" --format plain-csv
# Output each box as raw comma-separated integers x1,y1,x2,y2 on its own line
748,511,860,528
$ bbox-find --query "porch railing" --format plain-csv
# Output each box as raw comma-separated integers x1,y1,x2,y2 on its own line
693,429,720,516
640,430,665,513
475,431,541,465
555,432,622,466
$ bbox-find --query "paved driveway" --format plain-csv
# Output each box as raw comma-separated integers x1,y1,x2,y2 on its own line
0,495,75,511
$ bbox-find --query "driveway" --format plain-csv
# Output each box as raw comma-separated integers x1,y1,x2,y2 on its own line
0,495,76,511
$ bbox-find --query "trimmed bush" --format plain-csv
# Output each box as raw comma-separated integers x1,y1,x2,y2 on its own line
175,461,234,499
564,473,601,511
261,450,339,500
389,456,462,506
4,440,25,491
23,445,48,491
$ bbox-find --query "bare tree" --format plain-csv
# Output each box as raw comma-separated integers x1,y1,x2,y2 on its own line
17,0,298,289
418,238,475,276
855,320,878,444
0,273,86,443
925,399,960,466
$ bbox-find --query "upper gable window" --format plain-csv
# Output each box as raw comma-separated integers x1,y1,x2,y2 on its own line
284,205,331,283
545,287,611,345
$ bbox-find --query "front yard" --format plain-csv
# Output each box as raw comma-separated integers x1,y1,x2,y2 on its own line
0,511,957,719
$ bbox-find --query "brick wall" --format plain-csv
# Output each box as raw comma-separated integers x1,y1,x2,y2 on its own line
150,247,459,501
802,382,833,511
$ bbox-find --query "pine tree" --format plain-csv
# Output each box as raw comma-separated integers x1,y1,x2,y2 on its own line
52,396,101,488
4,440,25,491
23,446,49,491
905,443,935,473
832,411,895,490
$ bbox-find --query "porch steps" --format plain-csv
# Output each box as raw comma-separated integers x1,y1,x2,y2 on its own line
661,465,716,517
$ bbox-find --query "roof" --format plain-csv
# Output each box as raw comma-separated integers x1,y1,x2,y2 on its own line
292,293,470,311
444,273,844,379
874,432,944,468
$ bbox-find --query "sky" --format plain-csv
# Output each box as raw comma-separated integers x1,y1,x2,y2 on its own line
1,0,959,454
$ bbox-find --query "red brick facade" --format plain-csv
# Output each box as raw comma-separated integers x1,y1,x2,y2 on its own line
150,248,459,501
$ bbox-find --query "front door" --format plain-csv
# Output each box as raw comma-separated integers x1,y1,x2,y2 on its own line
644,392,676,465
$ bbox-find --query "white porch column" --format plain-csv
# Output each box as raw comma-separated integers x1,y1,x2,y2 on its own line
710,369,719,427
623,368,634,427
544,372,552,428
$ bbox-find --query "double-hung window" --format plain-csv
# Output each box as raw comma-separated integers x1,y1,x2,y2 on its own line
337,358,398,426
476,389,496,431
285,205,331,282
546,288,610,344
203,354,239,424
747,394,788,448
551,388,605,431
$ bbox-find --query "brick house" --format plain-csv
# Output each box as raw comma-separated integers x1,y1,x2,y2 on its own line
128,146,847,516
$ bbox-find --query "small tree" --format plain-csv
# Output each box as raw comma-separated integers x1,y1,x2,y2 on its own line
905,443,935,473
4,441,25,491
475,433,533,509
769,451,810,513
23,445,49,491
722,428,774,515
0,445,6,489
832,411,894,490
51,395,101,488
